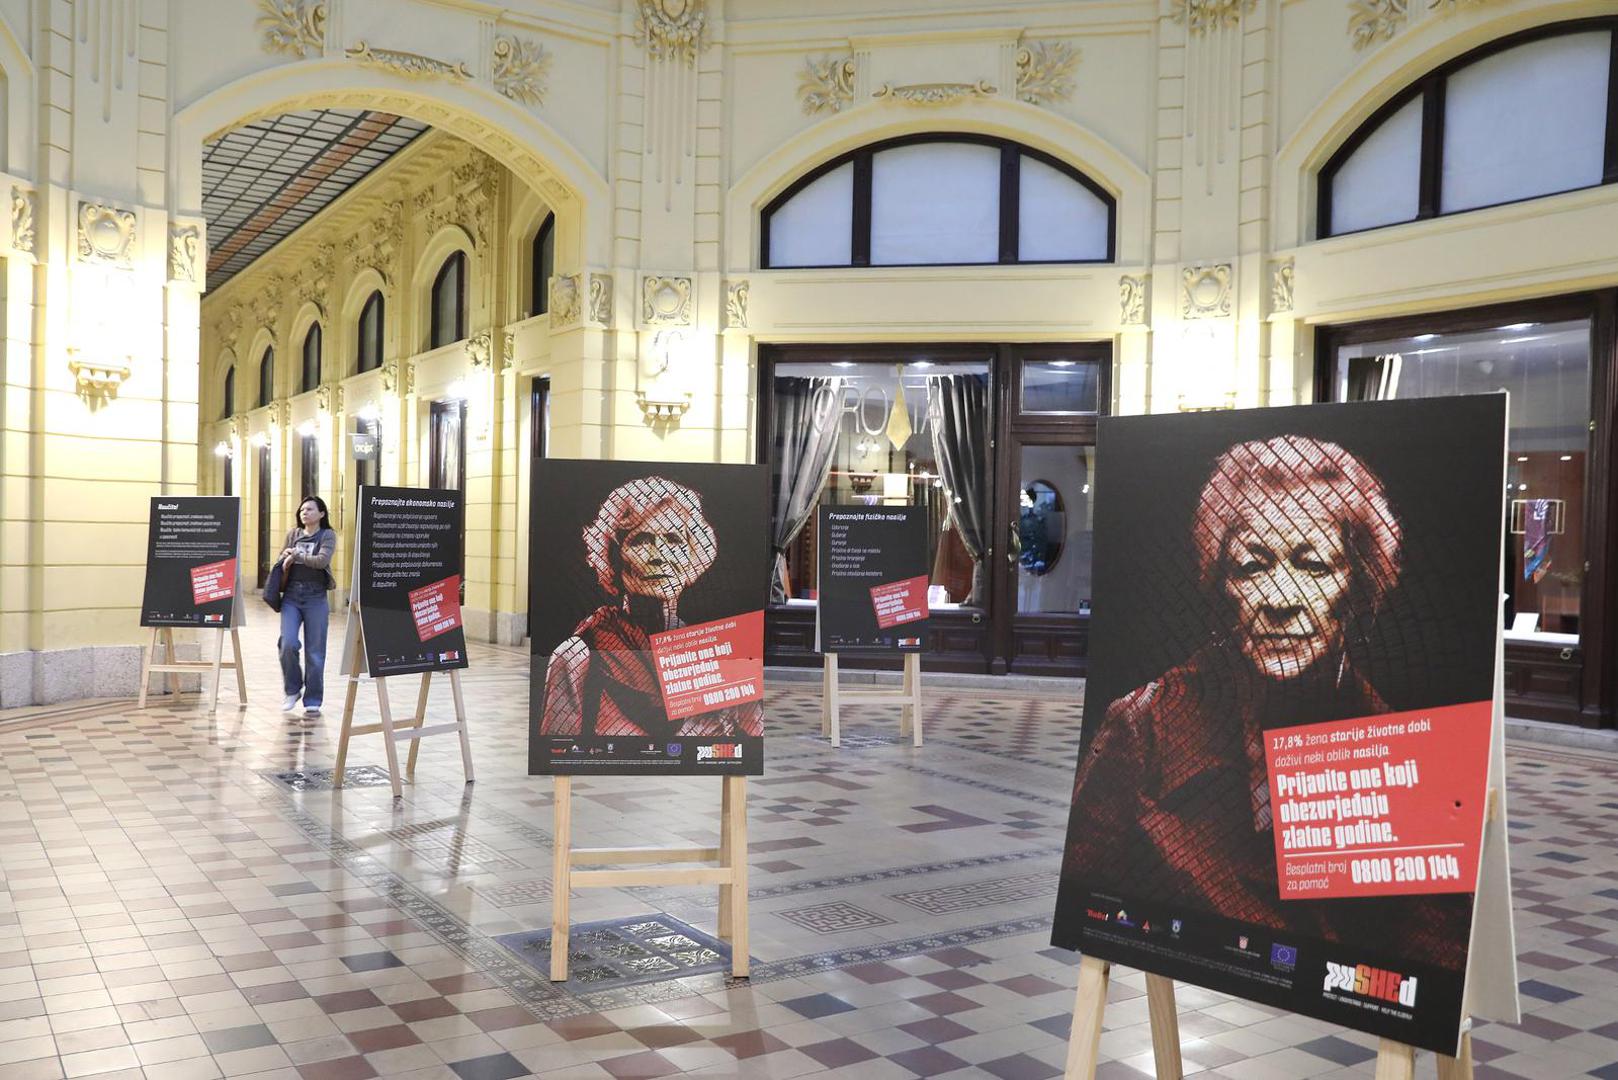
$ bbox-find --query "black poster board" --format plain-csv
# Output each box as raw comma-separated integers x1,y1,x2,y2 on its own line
815,506,930,652
355,485,469,678
1051,396,1507,1055
528,460,769,776
139,496,240,627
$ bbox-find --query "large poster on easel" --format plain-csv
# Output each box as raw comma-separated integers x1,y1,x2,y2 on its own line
1052,395,1511,1055
528,460,769,776
815,506,930,653
355,486,469,677
139,496,240,627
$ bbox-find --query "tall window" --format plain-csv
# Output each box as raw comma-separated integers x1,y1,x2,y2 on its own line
762,135,1115,268
257,348,274,408
221,365,235,421
301,324,322,393
357,291,384,372
532,214,555,317
1320,20,1618,237
300,434,320,499
430,252,467,349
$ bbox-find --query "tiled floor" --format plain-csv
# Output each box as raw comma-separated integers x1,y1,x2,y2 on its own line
0,617,1615,1078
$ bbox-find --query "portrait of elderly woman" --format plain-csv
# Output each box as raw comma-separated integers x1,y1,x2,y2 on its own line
1064,434,1471,968
538,475,764,740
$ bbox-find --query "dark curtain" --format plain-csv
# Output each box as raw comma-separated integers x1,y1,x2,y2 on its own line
770,376,842,602
927,374,990,606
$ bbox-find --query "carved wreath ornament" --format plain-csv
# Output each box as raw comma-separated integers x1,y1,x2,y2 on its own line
637,0,708,66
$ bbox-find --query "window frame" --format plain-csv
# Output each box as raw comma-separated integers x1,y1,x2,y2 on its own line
531,213,555,317
301,323,322,394
1319,18,1618,239
760,133,1117,270
430,251,467,349
357,291,384,373
257,348,274,408
221,365,235,421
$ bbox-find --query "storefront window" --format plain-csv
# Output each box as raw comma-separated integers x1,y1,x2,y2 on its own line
1334,318,1590,641
768,360,992,610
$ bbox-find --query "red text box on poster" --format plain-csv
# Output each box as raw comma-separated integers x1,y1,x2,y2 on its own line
409,575,462,642
650,610,765,721
1265,701,1493,900
870,575,929,629
190,559,236,605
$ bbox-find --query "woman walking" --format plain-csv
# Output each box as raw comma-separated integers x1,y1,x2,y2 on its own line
279,495,336,716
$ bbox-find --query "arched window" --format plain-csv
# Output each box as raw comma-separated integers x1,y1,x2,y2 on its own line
1320,20,1618,238
761,134,1115,268
430,252,467,349
532,213,555,316
301,324,322,393
221,365,235,421
257,348,274,408
357,291,384,372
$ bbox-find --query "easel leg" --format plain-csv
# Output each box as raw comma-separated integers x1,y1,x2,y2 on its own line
907,652,923,747
899,653,913,739
230,628,247,704
208,628,226,715
406,672,431,778
819,656,831,738
550,776,572,982
1436,1033,1474,1080
717,778,733,942
1374,1039,1416,1080
1144,974,1183,1079
727,776,749,979
375,678,404,800
334,622,364,787
161,629,179,697
826,653,840,748
1063,955,1110,1079
138,627,157,708
449,668,474,784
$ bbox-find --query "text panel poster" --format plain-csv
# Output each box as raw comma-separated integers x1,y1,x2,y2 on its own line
356,486,469,677
140,496,240,627
1051,396,1506,1055
816,506,930,653
528,460,769,776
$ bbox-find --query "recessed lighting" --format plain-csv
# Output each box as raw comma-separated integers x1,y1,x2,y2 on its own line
1518,483,1528,491
1516,456,1529,462
1049,360,1076,368
910,360,933,369
832,361,855,368
1499,322,1536,332
1560,454,1573,461
1414,334,1437,342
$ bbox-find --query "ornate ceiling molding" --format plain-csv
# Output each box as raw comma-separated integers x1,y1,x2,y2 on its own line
492,34,551,106
344,41,472,81
872,80,997,107
258,0,326,58
800,54,856,115
637,0,709,66
1171,0,1257,37
1015,39,1079,106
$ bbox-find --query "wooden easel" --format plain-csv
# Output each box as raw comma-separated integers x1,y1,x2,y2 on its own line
820,651,923,748
137,619,246,714
333,587,473,800
549,774,750,981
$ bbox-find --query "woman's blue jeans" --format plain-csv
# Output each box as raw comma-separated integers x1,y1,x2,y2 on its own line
279,581,330,707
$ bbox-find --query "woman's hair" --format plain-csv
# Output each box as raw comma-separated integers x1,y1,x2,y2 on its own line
583,477,718,596
299,495,332,533
1191,435,1402,619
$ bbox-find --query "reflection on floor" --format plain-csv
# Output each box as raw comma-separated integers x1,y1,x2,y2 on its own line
0,617,1613,1078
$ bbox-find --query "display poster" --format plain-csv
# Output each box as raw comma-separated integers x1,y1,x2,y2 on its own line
528,460,769,776
1051,395,1507,1055
139,496,241,627
356,485,469,677
815,506,930,652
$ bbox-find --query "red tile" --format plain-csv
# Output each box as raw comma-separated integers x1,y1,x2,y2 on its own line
712,1030,789,1059
347,1024,420,1053
913,991,982,1016
391,997,460,1023
314,989,384,1014
427,972,500,995
467,1005,542,1033
599,1050,680,1078
547,1013,618,1041
626,1024,702,1049
296,1058,379,1080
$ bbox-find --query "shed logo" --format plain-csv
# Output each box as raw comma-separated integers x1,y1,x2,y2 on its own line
697,743,742,761
1323,962,1418,1008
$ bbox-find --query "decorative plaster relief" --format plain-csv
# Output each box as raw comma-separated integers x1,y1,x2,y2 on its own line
258,0,326,58
344,41,472,80
493,35,550,106
800,54,856,115
1015,39,1078,105
1181,263,1233,320
169,225,202,285
725,280,749,329
1119,275,1149,326
77,202,137,266
67,357,130,405
636,390,691,422
873,81,997,106
252,277,287,333
402,362,416,395
637,0,708,65
295,244,334,312
588,274,614,326
501,330,516,372
10,187,34,255
641,276,693,327
315,385,332,411
381,361,399,393
1270,259,1295,314
1349,0,1407,49
1172,0,1257,36
550,274,582,329
466,329,494,371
